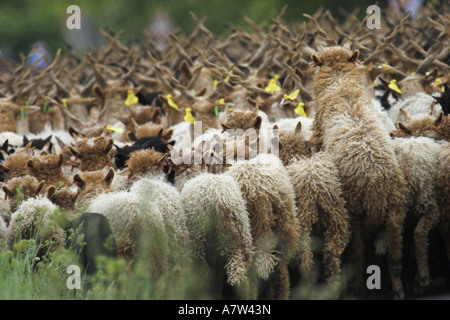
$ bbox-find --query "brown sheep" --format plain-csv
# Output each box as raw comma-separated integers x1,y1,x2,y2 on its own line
274,122,350,294
311,44,409,299
1,175,45,224
72,168,115,211
69,135,117,172
124,147,167,181
25,153,71,190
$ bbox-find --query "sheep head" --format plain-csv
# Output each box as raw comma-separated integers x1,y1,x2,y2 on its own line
272,122,313,166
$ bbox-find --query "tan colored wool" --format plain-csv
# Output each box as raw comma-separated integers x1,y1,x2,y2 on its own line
2,175,44,214
312,46,409,299
26,153,70,189
125,148,166,180
70,136,116,172
73,169,115,211
436,142,450,269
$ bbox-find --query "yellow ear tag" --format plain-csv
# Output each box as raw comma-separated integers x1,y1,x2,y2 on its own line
229,108,233,112
125,90,139,106
184,108,195,124
382,63,394,73
373,80,378,87
283,89,300,101
219,98,225,104
62,98,68,108
435,78,445,92
213,79,218,87
294,102,307,117
106,125,124,134
224,70,233,83
409,72,416,76
166,94,179,110
265,75,281,94
388,79,402,94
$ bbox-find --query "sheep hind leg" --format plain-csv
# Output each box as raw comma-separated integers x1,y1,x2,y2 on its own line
385,208,406,300
413,209,440,294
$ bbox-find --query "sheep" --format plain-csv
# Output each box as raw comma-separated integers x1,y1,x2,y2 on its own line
69,134,117,172
66,212,117,274
25,153,71,190
391,106,444,140
46,185,78,214
0,99,40,133
389,91,442,124
180,172,254,299
222,152,303,300
435,141,450,278
433,113,450,142
391,136,442,294
124,147,167,181
0,148,32,182
311,44,409,299
274,122,350,293
6,197,65,256
1,175,45,221
72,168,115,211
87,176,190,298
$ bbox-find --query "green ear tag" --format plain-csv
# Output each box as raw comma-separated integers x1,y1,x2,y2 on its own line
25,101,29,107
43,102,49,113
214,105,219,117
20,108,26,119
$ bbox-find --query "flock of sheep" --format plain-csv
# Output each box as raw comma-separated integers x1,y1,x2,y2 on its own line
0,2,449,300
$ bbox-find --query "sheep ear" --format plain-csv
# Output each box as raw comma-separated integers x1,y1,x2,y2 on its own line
2,186,13,198
103,139,114,154
152,108,161,122
127,131,138,142
157,129,163,139
221,123,230,132
73,174,85,188
69,127,81,139
47,186,56,199
396,122,411,135
1,139,9,151
196,87,207,97
158,153,168,164
294,121,302,135
26,159,34,170
254,116,262,130
163,129,174,141
399,108,409,121
348,50,359,62
69,146,81,158
0,163,9,173
35,181,45,195
434,112,444,127
57,154,64,167
311,54,323,66
305,140,314,152
104,168,115,185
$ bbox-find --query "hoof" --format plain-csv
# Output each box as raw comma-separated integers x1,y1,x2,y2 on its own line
393,289,404,300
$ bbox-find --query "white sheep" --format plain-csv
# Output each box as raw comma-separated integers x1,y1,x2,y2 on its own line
389,92,441,124
88,177,189,276
223,152,303,299
180,172,254,298
6,197,65,254
391,136,443,293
